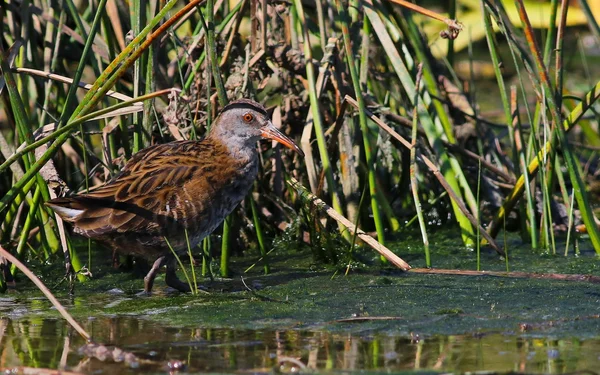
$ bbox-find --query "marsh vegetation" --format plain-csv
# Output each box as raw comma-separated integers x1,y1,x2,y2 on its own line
1,0,600,373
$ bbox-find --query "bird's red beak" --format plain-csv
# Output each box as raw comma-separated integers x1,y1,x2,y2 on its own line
261,121,304,157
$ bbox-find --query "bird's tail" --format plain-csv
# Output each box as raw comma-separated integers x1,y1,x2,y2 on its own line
45,198,86,222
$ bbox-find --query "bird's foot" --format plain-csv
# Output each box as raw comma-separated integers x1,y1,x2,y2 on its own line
136,289,153,297
163,257,194,292
143,256,166,294
165,270,192,293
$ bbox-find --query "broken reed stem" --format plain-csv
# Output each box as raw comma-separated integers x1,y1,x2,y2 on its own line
16,68,138,103
287,177,411,271
386,0,453,24
410,267,600,283
386,0,463,38
342,95,504,255
220,0,247,66
0,245,91,342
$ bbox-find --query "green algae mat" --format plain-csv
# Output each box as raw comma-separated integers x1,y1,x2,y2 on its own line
1,232,599,374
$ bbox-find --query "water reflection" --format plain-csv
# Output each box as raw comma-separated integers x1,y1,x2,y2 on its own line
1,316,599,374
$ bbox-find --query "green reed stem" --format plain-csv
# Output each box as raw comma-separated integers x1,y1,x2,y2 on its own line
131,0,147,153
365,2,475,246
476,159,481,271
165,237,194,293
514,91,538,246
537,0,564,253
182,0,244,91
482,5,538,247
554,155,571,222
185,229,199,295
220,218,231,278
63,0,102,78
494,7,540,248
250,194,269,274
410,64,429,267
578,0,600,44
61,0,108,125
0,50,59,260
483,2,541,248
481,5,512,144
564,188,576,256
15,186,42,257
203,0,227,107
293,0,346,231
335,2,386,250
503,216,509,272
201,1,215,277
202,238,211,278
542,0,559,66
315,0,327,51
447,0,456,67
0,51,34,169
203,0,234,277
143,22,156,147
486,84,600,244
39,8,65,127
70,0,194,122
516,0,600,253
348,174,370,258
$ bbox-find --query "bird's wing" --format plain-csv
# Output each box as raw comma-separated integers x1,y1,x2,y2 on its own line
47,140,226,237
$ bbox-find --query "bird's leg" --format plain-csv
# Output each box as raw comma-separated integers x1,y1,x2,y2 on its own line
63,250,76,295
165,258,191,292
0,257,15,290
144,256,166,294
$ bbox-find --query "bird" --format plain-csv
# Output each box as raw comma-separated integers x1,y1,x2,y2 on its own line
46,98,304,293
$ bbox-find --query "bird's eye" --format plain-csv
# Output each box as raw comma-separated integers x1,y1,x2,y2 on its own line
243,113,254,123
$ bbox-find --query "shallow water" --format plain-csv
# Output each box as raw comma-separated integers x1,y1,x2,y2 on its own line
2,317,600,374
1,231,600,374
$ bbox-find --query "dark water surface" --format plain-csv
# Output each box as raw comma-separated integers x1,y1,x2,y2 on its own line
2,316,600,374
1,232,600,374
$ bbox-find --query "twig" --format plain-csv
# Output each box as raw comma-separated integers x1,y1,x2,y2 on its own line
410,267,600,283
386,0,463,39
15,67,139,103
287,177,411,271
336,316,404,323
0,245,91,341
220,0,249,67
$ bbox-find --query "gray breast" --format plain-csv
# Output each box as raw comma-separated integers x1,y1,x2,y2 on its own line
217,157,259,218
183,157,259,251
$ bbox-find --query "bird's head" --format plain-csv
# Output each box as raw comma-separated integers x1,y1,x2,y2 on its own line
210,99,304,156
